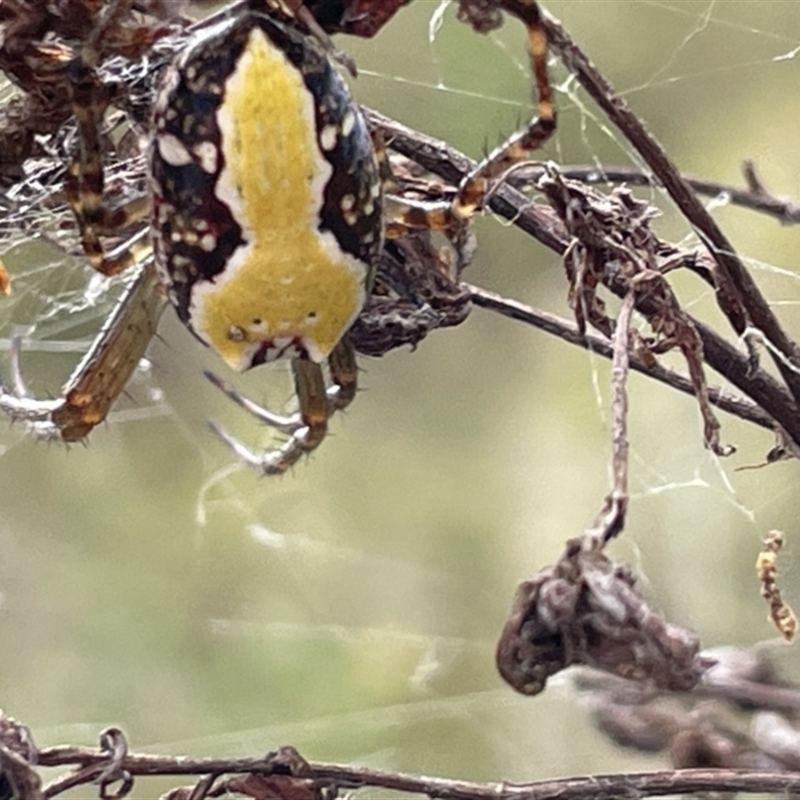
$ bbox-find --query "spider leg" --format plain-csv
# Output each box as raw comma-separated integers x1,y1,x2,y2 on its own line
65,53,151,276
382,0,554,235
327,334,358,411
0,2,168,443
206,337,359,475
454,0,554,218
0,262,165,441
203,371,302,435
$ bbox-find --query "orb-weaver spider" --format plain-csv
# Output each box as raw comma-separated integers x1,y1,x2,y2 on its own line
0,0,555,474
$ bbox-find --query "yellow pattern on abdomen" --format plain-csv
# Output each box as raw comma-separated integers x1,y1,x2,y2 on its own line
190,27,367,371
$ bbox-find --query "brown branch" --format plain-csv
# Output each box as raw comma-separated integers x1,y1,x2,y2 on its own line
513,164,800,226
466,285,775,430
31,745,800,800
703,674,800,714
585,291,632,545
577,645,800,769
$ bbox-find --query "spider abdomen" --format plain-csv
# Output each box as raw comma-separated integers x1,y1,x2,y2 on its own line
150,10,383,370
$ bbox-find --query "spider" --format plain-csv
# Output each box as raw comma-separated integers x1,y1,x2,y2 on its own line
0,0,555,474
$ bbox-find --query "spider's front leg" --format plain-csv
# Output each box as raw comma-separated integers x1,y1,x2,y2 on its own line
205,338,358,475
0,263,165,441
65,52,152,276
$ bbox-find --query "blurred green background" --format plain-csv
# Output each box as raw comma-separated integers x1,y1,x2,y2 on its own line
2,0,800,791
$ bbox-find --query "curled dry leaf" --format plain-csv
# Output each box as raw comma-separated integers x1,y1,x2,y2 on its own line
160,788,194,800
537,166,732,457
348,230,473,356
496,539,709,695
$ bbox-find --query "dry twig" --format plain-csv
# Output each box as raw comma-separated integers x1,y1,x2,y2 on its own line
580,642,800,769
8,717,800,800
540,10,800,405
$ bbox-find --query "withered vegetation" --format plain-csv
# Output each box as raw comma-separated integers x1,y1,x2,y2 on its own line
2,1,800,798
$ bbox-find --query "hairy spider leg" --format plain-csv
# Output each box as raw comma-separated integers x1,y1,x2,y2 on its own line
65,53,153,276
205,337,359,473
0,263,165,440
383,0,555,237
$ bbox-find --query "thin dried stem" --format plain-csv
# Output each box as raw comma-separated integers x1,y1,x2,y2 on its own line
542,163,800,225
466,285,774,429
30,744,800,800
590,291,632,545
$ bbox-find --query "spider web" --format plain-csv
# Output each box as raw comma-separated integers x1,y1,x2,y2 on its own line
2,0,800,780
